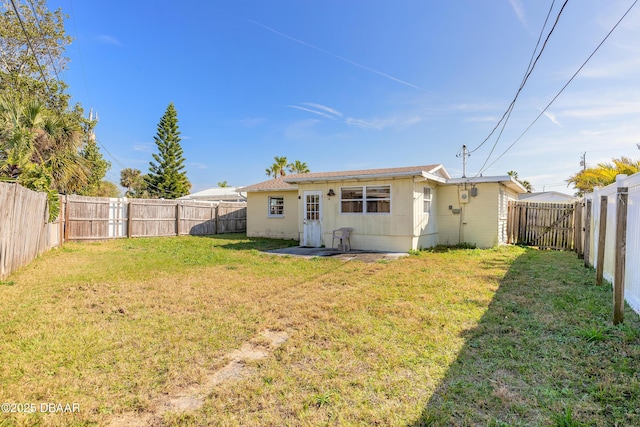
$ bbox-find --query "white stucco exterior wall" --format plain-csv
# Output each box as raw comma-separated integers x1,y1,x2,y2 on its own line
437,182,518,248
245,191,299,240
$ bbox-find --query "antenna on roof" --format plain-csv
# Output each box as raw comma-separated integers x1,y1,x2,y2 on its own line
456,145,470,178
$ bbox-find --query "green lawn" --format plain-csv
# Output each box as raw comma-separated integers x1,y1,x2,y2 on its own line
0,235,638,426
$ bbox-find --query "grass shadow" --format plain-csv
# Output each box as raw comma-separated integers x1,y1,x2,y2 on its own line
410,248,640,426
192,233,300,251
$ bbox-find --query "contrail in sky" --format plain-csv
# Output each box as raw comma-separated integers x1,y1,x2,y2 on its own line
248,20,429,93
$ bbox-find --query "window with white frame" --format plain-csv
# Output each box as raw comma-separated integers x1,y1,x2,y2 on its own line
423,187,432,214
341,185,390,214
268,196,284,216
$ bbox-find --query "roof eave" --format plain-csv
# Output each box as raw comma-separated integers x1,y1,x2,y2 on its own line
417,171,448,183
446,175,527,193
284,170,438,183
428,164,451,180
240,186,298,193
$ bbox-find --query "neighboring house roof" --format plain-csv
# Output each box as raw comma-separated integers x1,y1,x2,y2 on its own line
239,177,297,193
519,191,577,203
283,164,450,184
446,175,528,194
178,186,246,201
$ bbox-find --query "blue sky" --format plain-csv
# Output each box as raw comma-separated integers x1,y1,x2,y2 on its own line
50,0,640,193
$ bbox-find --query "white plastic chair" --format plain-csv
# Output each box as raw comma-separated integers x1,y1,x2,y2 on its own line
332,227,353,251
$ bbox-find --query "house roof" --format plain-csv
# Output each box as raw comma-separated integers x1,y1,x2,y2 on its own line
519,191,577,202
238,177,297,193
446,175,528,193
283,164,450,184
178,186,246,200
241,167,530,194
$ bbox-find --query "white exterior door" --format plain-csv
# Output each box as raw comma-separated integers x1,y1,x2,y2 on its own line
302,191,322,247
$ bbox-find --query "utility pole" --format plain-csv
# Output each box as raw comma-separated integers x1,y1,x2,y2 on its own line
580,152,586,171
457,145,469,178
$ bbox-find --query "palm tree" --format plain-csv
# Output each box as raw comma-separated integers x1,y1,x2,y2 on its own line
120,168,145,197
0,97,90,219
265,156,288,178
507,170,533,193
287,160,310,174
0,98,90,190
567,157,640,195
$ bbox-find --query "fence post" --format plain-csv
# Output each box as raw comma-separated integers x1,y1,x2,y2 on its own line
63,195,70,242
127,200,133,238
614,177,628,325
59,195,66,246
584,199,592,267
211,203,218,234
596,195,607,286
574,201,583,258
175,202,181,236
215,204,221,235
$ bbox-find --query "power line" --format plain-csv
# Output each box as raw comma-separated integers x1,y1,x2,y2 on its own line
95,137,189,198
58,2,157,194
66,0,92,106
9,0,52,94
25,0,64,85
61,1,173,198
478,0,639,175
469,0,571,179
63,0,134,192
468,0,564,156
9,1,177,199
96,140,182,198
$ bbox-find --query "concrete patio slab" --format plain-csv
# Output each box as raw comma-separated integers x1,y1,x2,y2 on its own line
265,246,408,262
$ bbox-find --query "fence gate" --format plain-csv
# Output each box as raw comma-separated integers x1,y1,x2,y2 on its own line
507,201,576,250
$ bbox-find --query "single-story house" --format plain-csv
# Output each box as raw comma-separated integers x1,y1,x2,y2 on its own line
178,187,246,203
239,164,526,252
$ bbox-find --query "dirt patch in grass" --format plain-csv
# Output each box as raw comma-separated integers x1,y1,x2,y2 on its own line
109,329,289,426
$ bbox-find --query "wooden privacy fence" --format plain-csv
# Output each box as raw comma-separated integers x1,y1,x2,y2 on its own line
0,182,62,280
507,201,576,250
63,196,246,241
0,183,246,279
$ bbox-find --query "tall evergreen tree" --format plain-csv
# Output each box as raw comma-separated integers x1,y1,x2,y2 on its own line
145,103,190,198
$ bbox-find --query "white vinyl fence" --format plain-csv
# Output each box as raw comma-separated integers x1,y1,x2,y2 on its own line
587,173,640,315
